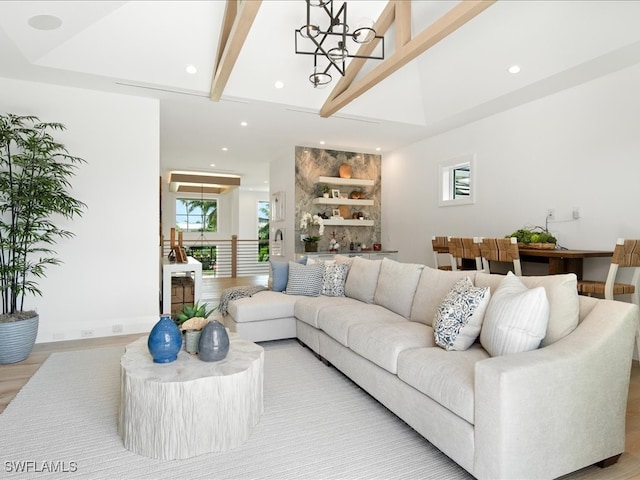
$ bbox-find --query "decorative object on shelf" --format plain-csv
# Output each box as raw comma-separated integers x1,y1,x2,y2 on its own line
373,243,382,251
320,184,331,198
148,315,182,363
339,163,353,178
350,190,365,199
295,0,384,88
507,227,557,249
304,241,319,252
0,114,86,364
331,189,341,198
338,205,350,218
329,231,340,252
198,319,230,362
169,228,187,263
300,212,325,252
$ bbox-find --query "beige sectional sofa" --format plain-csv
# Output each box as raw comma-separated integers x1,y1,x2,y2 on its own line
226,256,639,479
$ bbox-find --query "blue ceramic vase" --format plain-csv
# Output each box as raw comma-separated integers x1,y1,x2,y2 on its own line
147,315,182,363
198,320,229,362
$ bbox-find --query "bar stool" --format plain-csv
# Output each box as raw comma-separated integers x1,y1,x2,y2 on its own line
478,237,523,276
431,236,452,270
448,237,483,271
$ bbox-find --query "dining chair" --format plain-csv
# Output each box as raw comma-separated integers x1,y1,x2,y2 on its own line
431,236,452,270
478,237,523,276
447,237,483,271
577,239,640,305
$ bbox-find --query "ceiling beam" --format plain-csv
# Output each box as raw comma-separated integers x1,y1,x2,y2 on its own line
210,0,262,101
320,0,496,118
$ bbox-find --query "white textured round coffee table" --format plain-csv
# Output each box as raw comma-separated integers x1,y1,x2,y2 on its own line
118,334,264,460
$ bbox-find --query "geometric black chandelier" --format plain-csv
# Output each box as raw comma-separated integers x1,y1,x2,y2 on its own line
295,0,384,88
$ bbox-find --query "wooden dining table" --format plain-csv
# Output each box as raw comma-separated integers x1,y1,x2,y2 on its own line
517,247,613,280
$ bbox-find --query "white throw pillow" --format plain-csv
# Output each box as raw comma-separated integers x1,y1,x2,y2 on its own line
480,272,550,357
433,277,491,351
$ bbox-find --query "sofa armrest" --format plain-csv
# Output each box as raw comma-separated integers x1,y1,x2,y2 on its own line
474,299,639,480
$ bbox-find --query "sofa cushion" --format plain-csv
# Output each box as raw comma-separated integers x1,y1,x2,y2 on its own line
475,271,577,346
479,272,549,357
317,303,406,347
373,258,424,318
433,277,490,351
295,296,358,328
322,262,349,296
348,321,435,374
410,267,478,326
269,257,306,292
344,257,382,303
397,344,489,425
285,262,324,296
228,290,299,323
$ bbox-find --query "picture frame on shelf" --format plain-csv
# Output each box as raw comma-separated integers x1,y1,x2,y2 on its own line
339,192,348,199
331,189,341,199
331,209,341,217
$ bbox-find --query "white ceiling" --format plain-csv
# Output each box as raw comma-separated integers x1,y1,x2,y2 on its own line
1,1,640,192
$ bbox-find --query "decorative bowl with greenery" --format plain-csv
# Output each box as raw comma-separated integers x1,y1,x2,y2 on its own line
507,227,557,247
0,114,86,363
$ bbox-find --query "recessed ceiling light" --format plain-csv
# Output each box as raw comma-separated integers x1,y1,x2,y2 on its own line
240,121,248,127
319,141,325,145
264,180,269,184
508,65,521,74
210,163,216,167
376,147,381,151
185,64,197,74
274,81,285,89
28,14,62,30
221,147,228,151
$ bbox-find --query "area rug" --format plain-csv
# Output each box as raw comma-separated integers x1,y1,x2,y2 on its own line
0,340,637,480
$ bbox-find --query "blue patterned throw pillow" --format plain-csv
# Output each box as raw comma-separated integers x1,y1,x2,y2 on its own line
433,277,490,351
322,262,349,296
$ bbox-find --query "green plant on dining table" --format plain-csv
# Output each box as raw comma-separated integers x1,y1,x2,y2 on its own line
507,228,557,245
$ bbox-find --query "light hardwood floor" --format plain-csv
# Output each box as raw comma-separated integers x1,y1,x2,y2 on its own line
2,274,640,478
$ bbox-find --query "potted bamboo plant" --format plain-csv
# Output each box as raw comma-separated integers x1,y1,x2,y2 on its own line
0,114,86,364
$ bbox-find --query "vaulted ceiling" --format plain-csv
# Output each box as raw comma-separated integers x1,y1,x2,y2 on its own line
1,1,640,191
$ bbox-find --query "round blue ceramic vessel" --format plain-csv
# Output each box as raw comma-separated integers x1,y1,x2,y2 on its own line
147,315,182,363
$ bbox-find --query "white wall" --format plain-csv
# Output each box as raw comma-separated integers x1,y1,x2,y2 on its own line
269,149,296,260
0,78,160,342
383,63,640,281
238,190,269,239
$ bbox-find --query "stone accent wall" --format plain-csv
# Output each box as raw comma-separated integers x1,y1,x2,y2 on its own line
295,146,381,253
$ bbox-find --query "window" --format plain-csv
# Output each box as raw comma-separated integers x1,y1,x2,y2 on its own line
438,154,476,207
258,201,270,262
176,198,218,232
